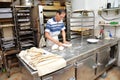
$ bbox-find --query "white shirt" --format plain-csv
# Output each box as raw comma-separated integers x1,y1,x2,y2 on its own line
45,17,65,46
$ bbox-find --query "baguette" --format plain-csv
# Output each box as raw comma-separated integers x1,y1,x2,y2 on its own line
29,54,62,66
28,47,43,53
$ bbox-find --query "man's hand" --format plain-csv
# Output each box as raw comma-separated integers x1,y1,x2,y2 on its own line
57,42,64,46
63,40,69,44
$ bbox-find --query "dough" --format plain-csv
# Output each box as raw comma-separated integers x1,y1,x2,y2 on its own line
63,43,72,47
59,46,64,50
51,45,65,50
51,44,59,50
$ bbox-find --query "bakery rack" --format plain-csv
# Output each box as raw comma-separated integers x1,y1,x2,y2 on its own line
13,6,35,50
69,10,95,40
0,8,18,51
0,7,19,77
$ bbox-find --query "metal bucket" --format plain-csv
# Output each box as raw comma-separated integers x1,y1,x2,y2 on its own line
20,0,33,6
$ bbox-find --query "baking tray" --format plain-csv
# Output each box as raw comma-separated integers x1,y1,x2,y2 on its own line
19,49,53,70
19,31,33,35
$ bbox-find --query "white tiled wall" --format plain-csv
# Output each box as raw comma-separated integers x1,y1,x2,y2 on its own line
71,0,120,37
71,0,120,66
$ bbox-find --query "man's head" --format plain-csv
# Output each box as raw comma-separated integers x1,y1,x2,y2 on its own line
55,9,66,22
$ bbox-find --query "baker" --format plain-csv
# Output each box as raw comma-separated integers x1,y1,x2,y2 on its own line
45,9,69,49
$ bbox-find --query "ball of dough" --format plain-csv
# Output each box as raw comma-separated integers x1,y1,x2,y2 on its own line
51,44,59,50
63,43,72,47
59,46,64,50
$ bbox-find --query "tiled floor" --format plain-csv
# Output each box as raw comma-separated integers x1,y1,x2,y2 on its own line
0,68,22,80
0,67,120,80
0,67,22,80
0,66,34,80
96,67,120,80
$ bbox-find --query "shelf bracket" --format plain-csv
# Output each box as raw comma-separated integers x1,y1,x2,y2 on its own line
115,9,119,15
103,10,108,15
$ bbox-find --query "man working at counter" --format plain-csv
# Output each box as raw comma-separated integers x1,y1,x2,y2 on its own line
45,9,69,49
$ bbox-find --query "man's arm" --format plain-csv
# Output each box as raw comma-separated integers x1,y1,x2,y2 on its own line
61,30,69,44
45,32,63,46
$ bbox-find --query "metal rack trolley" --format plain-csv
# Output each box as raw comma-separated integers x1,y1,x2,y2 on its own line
68,10,95,43
13,6,36,50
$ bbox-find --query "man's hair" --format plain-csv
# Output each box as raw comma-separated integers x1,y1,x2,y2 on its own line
56,9,65,15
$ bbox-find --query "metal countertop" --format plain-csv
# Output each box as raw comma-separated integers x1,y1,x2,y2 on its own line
46,38,119,63
17,38,120,75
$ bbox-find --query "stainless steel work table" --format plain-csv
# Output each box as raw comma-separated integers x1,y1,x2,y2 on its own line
17,38,120,79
